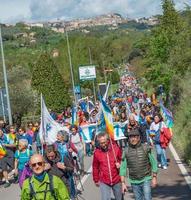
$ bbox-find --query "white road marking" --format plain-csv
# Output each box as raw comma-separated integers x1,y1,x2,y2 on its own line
77,143,191,192
169,143,191,190
77,166,92,190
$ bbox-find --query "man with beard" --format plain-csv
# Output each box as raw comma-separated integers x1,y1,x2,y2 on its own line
92,132,122,200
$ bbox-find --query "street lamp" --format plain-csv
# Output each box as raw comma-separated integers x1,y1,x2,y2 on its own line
88,47,96,103
65,28,77,106
0,25,12,124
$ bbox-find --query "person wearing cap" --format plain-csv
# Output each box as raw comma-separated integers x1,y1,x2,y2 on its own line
120,129,158,200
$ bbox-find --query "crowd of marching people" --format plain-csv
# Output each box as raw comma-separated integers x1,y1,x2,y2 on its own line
0,70,173,200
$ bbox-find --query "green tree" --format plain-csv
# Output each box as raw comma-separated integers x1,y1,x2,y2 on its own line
31,53,71,111
141,0,185,93
147,0,184,64
111,70,120,84
0,66,36,118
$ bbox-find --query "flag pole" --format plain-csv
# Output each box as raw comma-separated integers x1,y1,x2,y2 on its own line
108,136,117,163
41,94,45,155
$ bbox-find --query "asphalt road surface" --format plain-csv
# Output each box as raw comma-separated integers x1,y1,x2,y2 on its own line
0,146,191,200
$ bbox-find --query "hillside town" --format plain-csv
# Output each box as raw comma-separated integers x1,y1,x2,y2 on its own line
3,13,159,33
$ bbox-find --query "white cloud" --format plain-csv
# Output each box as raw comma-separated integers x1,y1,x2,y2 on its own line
0,0,190,23
0,0,30,23
28,0,191,21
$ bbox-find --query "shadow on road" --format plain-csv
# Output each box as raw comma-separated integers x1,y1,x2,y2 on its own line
153,174,191,200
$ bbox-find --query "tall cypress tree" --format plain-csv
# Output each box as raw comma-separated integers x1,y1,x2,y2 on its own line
31,53,71,111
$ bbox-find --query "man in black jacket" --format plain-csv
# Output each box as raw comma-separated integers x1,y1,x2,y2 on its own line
44,145,74,195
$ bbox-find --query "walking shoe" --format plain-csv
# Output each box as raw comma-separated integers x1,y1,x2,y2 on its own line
158,163,162,168
4,182,11,188
162,166,167,170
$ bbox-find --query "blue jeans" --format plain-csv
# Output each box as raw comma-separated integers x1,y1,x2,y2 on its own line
68,175,76,199
155,144,167,167
99,182,122,200
131,180,152,200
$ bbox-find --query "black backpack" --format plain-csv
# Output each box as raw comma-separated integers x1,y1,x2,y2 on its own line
29,173,57,200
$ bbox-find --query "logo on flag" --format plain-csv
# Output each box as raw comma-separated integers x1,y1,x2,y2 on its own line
39,95,69,145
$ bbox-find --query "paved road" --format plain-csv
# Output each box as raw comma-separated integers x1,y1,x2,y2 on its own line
0,146,191,200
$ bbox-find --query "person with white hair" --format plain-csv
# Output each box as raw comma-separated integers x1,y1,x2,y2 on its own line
14,139,33,187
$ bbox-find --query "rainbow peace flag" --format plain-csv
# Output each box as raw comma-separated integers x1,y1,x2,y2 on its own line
8,133,16,144
0,144,6,157
160,101,174,128
100,98,115,140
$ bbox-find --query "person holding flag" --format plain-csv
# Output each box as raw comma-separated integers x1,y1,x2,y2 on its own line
92,132,122,200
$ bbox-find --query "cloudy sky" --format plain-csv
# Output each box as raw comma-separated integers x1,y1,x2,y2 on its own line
0,0,190,23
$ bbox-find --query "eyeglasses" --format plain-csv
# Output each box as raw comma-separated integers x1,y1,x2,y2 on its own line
31,162,44,168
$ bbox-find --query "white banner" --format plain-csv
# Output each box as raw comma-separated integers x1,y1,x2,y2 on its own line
113,121,128,140
39,95,69,145
79,124,97,143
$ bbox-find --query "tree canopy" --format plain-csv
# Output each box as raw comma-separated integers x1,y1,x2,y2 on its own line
31,53,71,111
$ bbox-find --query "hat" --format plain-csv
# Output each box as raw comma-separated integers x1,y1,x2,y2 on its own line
128,129,140,136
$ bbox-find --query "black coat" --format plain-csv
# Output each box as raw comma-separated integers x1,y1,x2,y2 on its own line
45,151,74,190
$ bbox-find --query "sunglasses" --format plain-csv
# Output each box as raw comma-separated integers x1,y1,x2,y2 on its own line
31,162,44,168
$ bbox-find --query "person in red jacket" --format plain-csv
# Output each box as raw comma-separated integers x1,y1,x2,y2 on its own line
92,132,123,200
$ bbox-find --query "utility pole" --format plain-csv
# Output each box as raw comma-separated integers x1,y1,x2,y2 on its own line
0,89,6,121
88,47,96,103
0,25,12,124
65,28,77,105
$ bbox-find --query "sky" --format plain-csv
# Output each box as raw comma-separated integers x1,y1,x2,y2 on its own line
0,0,190,23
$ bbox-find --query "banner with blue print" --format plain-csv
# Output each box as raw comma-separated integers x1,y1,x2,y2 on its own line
79,124,97,143
39,95,69,145
113,121,128,141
